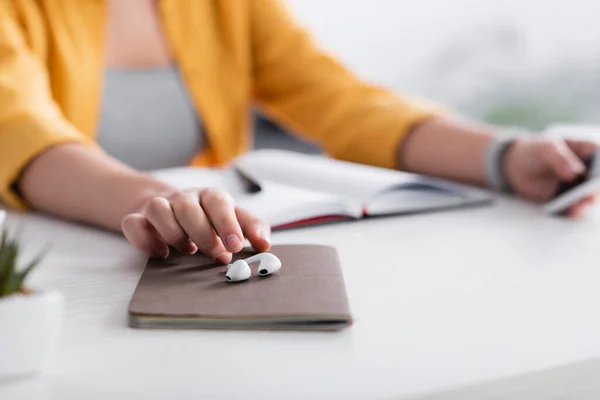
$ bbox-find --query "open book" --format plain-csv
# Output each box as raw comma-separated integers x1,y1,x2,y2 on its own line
150,149,494,230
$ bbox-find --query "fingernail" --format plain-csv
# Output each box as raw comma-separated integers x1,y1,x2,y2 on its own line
226,234,243,251
160,248,170,259
258,228,271,243
216,252,232,264
186,241,198,255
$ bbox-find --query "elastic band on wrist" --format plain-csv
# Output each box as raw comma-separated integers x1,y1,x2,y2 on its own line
484,128,530,193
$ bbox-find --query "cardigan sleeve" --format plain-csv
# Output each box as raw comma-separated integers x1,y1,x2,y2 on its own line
0,2,97,209
249,0,447,169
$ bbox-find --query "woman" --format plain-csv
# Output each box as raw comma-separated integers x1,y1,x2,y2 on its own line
0,0,596,263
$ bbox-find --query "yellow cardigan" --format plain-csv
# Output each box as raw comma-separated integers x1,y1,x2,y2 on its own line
0,0,443,209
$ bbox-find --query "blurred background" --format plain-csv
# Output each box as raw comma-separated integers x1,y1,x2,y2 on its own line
254,0,600,152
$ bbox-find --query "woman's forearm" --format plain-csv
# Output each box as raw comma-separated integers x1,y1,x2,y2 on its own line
18,143,176,231
396,117,495,186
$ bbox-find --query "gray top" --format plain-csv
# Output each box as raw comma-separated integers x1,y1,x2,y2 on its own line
96,67,204,170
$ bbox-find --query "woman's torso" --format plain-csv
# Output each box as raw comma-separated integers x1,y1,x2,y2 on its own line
14,0,254,167
96,0,203,170
96,66,205,170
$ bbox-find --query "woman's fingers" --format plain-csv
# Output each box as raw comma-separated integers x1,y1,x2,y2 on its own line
567,202,587,219
144,196,196,255
199,188,245,253
540,140,586,181
121,213,169,258
169,191,231,264
236,207,271,252
122,188,270,261
566,194,597,218
583,193,599,205
565,139,598,160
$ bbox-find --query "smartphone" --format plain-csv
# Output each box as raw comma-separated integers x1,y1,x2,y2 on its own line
542,151,600,214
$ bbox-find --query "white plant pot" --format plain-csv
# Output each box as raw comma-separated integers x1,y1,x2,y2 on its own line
0,290,64,379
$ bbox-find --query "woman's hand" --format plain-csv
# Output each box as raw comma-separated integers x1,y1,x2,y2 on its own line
121,188,271,263
503,137,599,217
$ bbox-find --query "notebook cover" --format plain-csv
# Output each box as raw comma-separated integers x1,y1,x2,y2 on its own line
127,244,353,331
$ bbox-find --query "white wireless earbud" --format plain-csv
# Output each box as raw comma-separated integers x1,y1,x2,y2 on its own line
244,252,282,276
225,259,252,282
225,252,282,282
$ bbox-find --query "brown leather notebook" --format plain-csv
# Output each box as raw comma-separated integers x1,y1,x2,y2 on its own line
127,244,353,331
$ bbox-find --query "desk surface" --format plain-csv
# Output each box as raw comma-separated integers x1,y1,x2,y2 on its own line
2,198,600,400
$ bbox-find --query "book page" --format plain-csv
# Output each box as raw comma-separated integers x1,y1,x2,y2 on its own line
234,149,422,203
235,149,494,216
235,183,359,228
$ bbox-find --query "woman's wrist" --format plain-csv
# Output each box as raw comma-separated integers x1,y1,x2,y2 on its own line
483,132,519,193
395,117,496,187
483,128,536,194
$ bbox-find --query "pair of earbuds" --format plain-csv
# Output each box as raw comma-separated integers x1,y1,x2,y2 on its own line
225,252,282,282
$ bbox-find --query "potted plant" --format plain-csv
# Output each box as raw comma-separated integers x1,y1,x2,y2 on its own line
0,213,63,379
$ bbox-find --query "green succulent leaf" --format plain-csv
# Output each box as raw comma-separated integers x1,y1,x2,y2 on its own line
2,255,43,296
2,268,18,297
0,228,6,252
0,227,49,297
0,241,18,287
19,248,48,287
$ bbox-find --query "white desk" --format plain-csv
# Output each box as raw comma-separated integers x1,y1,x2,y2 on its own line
2,198,600,400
